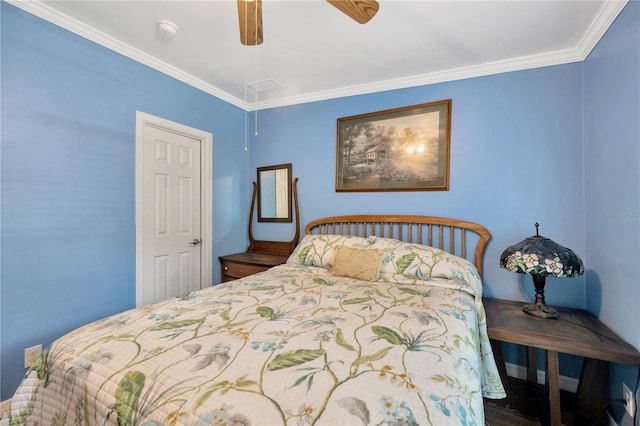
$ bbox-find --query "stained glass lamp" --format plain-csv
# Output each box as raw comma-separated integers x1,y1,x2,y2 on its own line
499,223,584,319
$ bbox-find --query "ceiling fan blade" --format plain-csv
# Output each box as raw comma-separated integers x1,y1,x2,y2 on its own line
237,0,263,45
327,0,379,24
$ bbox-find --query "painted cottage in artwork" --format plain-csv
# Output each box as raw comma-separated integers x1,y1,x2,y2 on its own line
365,145,386,163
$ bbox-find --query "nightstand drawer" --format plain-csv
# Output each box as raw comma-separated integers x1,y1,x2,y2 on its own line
219,252,290,282
221,261,269,280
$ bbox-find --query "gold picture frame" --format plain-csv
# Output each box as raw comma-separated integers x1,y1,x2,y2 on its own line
335,99,451,192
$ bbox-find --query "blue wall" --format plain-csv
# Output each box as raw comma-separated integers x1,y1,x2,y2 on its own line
1,0,638,408
585,0,640,356
249,64,587,309
0,3,248,400
584,1,640,418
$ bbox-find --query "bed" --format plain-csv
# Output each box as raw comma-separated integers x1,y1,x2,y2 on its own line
2,215,505,425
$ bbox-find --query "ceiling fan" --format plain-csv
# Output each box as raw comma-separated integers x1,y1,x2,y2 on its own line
237,0,380,45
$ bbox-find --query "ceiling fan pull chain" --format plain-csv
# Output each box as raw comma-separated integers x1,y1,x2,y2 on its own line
254,46,259,137
253,2,259,137
244,19,249,152
244,110,248,152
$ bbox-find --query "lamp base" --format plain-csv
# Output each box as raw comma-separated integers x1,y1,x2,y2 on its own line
522,274,559,319
523,301,559,319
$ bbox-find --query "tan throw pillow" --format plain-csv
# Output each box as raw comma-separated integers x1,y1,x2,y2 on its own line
330,246,383,281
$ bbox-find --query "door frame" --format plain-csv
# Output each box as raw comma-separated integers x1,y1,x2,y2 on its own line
135,111,213,307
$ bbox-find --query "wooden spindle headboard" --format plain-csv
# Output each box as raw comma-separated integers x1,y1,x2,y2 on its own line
305,215,492,276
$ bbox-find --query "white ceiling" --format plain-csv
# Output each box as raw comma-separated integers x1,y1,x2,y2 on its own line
10,0,627,110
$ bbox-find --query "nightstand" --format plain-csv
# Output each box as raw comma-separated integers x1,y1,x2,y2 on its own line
485,298,640,426
219,252,289,282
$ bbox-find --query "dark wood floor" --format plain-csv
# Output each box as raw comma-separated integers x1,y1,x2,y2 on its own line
484,399,541,426
484,377,579,426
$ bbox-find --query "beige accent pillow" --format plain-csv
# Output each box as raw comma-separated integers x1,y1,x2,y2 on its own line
330,246,383,281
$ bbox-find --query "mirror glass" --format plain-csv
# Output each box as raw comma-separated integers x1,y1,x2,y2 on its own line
257,163,292,222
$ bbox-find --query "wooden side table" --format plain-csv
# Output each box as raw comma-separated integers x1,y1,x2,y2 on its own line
485,298,640,426
219,251,289,282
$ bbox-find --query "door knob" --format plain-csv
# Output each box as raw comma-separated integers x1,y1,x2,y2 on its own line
189,239,202,246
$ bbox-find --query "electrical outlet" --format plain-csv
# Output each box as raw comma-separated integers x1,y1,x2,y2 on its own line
623,382,635,417
24,344,42,368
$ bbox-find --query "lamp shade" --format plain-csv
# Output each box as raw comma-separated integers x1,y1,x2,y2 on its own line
499,235,584,278
499,223,584,319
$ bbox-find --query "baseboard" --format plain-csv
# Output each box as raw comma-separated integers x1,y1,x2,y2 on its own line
505,361,579,393
606,410,619,426
0,399,10,420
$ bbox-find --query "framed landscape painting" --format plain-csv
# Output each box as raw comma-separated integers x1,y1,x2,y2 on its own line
335,99,451,192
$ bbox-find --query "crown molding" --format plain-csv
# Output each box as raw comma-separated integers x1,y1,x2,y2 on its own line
8,0,627,113
6,0,245,109
575,0,628,57
252,0,628,111
251,46,586,111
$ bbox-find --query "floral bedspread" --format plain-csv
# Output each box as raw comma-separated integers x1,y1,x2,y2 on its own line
3,237,505,426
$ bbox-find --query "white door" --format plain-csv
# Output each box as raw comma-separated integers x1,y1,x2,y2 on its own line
136,112,212,307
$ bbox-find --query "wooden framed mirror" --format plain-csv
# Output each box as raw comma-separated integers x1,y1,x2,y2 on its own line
257,163,292,222
248,176,300,256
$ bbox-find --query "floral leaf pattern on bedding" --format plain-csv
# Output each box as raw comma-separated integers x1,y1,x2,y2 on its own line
395,252,417,274
267,349,326,371
337,397,370,425
115,370,145,425
288,234,378,269
372,326,405,346
288,234,485,295
2,262,505,426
